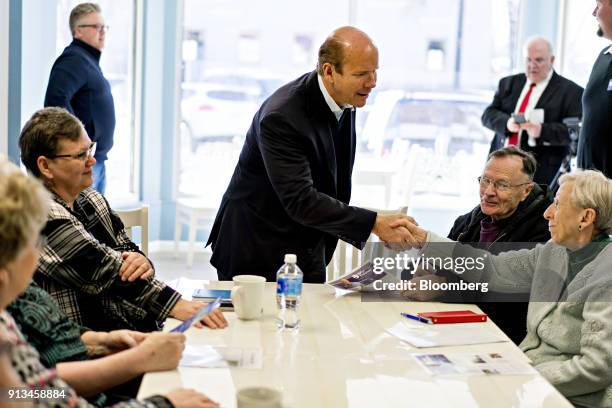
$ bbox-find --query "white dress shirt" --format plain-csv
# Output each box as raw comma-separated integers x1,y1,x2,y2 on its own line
317,74,353,121
513,68,554,119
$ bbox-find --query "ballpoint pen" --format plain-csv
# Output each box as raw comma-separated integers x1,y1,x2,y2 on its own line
400,312,431,324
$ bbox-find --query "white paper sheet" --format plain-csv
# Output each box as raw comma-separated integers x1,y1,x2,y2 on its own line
527,108,545,146
386,321,508,348
413,352,536,376
180,344,263,368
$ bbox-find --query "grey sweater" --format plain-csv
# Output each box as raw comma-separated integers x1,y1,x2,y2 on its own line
423,232,612,407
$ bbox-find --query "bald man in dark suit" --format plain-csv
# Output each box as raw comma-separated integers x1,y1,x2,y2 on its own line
207,27,416,283
482,37,583,186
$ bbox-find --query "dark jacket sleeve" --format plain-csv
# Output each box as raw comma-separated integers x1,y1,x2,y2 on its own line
258,112,376,245
44,54,86,112
537,81,584,147
481,77,513,137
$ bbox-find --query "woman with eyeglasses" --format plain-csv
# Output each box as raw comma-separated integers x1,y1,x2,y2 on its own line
402,169,612,407
0,157,219,407
18,107,227,333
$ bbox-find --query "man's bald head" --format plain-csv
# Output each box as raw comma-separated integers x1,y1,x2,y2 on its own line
317,26,376,75
524,36,553,55
523,36,554,84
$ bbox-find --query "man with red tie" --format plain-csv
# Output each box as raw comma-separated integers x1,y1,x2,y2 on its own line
481,37,584,186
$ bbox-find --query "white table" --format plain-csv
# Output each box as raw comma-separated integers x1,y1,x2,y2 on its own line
138,281,571,408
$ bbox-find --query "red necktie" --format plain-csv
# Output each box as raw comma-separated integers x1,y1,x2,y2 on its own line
508,82,536,146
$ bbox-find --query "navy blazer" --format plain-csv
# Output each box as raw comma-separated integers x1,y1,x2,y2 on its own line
481,72,583,185
207,71,377,283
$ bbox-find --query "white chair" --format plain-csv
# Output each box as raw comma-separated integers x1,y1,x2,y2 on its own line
352,169,394,208
174,197,218,268
326,206,408,281
116,205,149,256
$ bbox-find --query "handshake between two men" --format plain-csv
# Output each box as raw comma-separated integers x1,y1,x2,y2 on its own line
370,212,451,302
371,212,428,250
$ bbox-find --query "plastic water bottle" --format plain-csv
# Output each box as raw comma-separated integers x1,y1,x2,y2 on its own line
276,254,303,330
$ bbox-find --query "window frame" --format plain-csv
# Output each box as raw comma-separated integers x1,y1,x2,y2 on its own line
0,0,8,155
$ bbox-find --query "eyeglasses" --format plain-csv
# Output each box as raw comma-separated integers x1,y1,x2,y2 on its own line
478,176,532,192
526,57,548,65
48,142,96,162
78,24,109,33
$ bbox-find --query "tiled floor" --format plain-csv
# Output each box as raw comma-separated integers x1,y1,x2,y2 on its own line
150,249,218,283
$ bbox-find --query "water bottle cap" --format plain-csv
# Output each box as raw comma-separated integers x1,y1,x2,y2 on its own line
284,254,297,263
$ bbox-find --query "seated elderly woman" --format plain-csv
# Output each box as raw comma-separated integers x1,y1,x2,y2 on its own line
8,282,197,404
400,170,612,407
18,107,226,332
0,158,219,407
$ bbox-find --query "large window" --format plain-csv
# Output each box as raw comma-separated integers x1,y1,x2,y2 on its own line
56,0,139,203
178,0,521,233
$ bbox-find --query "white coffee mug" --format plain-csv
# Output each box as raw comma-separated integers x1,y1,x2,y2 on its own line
231,275,266,320
236,387,281,408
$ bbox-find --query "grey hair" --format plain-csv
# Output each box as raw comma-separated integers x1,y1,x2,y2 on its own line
523,36,554,56
487,146,537,180
559,170,612,234
69,3,101,35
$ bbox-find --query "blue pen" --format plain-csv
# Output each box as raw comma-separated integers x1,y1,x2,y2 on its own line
400,312,431,324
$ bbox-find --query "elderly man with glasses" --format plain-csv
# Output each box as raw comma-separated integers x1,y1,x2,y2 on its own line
44,2,114,194
481,36,583,187
404,146,553,344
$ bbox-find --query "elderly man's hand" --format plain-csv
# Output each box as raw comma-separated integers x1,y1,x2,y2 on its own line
520,122,542,139
119,252,154,282
170,299,228,329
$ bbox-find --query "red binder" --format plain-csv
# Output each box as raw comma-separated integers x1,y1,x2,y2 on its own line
417,310,487,324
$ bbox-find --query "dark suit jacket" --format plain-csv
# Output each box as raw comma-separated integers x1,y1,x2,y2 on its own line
481,72,583,185
207,71,377,283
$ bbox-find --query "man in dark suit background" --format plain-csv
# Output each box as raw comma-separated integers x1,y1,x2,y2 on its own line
481,37,583,186
577,0,612,178
207,27,416,283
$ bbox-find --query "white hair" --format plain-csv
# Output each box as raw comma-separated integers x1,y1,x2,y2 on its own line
559,170,612,234
523,36,554,56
